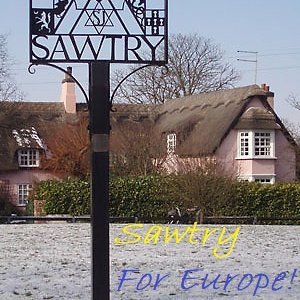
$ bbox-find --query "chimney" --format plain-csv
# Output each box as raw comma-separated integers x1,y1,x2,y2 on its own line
61,66,76,114
261,83,274,109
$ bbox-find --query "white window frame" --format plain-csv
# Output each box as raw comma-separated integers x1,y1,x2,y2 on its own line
167,133,176,154
237,130,275,159
18,184,33,206
18,149,40,167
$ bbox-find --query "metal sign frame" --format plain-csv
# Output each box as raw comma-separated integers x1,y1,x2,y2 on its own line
30,0,168,64
29,1,168,300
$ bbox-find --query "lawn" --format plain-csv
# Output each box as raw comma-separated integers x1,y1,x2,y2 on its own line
0,223,299,299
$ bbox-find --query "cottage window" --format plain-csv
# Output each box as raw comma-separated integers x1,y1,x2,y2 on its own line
254,132,271,156
238,130,275,158
18,149,40,167
254,178,272,184
238,175,275,184
167,133,176,154
18,184,32,206
240,132,249,156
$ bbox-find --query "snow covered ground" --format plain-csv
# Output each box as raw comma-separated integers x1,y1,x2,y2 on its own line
0,223,299,299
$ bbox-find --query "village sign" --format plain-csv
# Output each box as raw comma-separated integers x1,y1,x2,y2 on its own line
30,0,168,64
29,1,168,300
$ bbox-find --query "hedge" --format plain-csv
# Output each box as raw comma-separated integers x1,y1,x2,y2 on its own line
221,182,300,218
29,176,300,220
32,178,90,216
30,176,182,218
109,176,181,218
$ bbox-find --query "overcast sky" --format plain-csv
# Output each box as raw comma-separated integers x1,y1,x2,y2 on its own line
1,0,300,123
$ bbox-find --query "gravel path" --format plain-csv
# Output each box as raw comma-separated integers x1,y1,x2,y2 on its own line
0,223,299,299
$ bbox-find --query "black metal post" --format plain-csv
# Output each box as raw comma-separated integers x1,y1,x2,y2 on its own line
89,62,110,300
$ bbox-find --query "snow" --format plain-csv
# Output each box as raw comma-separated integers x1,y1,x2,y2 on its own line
12,127,45,149
0,224,299,299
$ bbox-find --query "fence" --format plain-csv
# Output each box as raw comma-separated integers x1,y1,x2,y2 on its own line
1,215,300,225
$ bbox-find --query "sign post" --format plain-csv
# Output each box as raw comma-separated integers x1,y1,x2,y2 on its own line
30,1,168,298
89,62,110,299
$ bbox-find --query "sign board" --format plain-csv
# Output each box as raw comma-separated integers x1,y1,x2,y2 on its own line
30,0,168,64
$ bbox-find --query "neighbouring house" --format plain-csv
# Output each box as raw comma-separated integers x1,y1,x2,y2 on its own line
155,84,297,183
0,68,297,211
0,68,79,211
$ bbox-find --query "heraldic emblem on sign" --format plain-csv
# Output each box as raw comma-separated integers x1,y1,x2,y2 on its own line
30,0,168,64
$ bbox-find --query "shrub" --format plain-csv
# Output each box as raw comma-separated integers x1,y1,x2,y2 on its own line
109,175,182,218
31,178,90,215
174,173,236,215
31,176,182,218
30,175,300,222
219,182,300,218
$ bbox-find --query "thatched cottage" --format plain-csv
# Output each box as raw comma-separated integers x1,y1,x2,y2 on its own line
0,70,297,210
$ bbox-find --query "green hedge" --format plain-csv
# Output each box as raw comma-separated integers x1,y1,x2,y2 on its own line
109,176,181,218
32,178,90,216
30,176,182,218
29,176,300,219
222,182,300,218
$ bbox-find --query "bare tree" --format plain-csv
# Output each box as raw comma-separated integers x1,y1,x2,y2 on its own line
287,94,300,111
41,116,90,178
110,122,167,176
0,34,23,101
282,118,300,144
112,34,240,104
172,157,237,216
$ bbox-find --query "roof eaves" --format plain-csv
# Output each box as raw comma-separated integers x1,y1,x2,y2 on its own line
261,98,298,147
212,95,263,154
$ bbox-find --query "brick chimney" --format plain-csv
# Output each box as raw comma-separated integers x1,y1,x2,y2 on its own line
261,83,274,109
61,66,76,114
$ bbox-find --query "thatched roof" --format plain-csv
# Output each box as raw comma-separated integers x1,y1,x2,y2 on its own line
0,85,295,170
155,85,268,156
0,101,158,171
235,107,280,130
0,102,67,171
111,103,158,125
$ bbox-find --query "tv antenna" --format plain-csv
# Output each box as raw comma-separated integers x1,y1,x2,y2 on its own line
237,50,258,84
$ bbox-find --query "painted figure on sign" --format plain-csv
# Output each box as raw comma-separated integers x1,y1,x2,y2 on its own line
54,0,69,17
34,11,52,33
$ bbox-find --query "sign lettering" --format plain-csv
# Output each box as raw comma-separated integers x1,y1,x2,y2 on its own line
30,0,168,64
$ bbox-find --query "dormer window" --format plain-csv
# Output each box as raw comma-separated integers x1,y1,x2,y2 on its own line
237,130,275,158
167,133,176,154
18,149,40,167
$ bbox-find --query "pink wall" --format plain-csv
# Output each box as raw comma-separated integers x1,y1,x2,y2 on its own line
216,97,296,182
163,96,296,182
244,97,265,110
275,130,296,182
215,130,238,177
0,170,58,207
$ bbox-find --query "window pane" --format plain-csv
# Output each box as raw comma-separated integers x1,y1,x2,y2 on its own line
255,178,272,184
19,149,39,167
18,184,32,205
240,132,249,156
254,132,271,156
